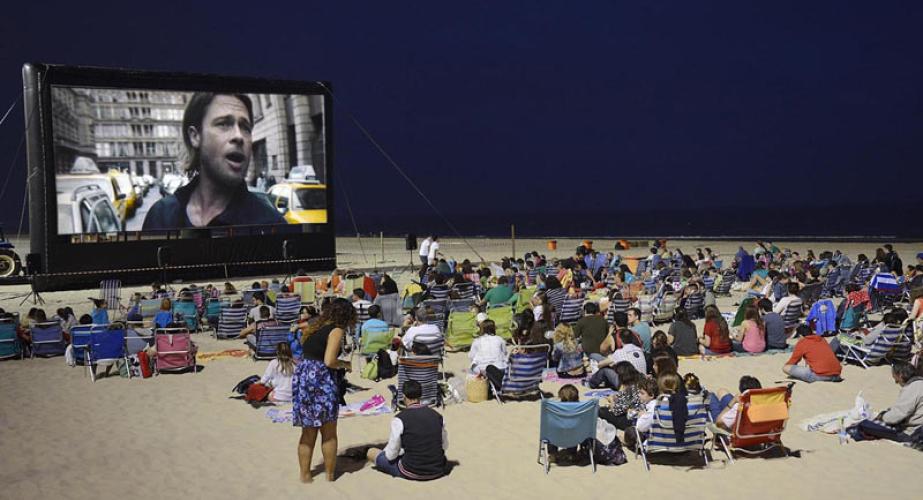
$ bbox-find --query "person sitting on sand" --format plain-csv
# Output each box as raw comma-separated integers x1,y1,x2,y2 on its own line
667,308,699,356
731,307,766,353
783,324,843,383
699,306,732,355
758,298,787,350
848,361,923,442
589,329,647,390
598,361,645,430
650,330,679,367
259,342,295,403
551,323,585,378
367,380,449,480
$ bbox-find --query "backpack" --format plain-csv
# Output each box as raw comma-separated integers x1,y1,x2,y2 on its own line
233,375,261,395
376,349,397,380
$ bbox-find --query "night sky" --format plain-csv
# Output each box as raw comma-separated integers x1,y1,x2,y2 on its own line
1,2,921,238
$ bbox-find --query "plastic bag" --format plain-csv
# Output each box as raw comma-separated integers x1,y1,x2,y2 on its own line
848,391,870,424
596,418,618,446
446,376,466,404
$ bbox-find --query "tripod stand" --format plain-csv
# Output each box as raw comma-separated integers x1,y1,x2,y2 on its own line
17,275,45,306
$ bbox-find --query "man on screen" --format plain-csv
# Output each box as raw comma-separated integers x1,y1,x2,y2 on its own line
142,93,286,230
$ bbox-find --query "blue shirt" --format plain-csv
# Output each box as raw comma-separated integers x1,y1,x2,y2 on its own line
91,308,109,325
631,322,653,352
360,318,389,338
154,311,173,329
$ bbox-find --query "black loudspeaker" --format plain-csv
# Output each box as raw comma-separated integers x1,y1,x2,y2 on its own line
157,247,171,268
25,253,42,275
282,240,295,260
405,234,417,251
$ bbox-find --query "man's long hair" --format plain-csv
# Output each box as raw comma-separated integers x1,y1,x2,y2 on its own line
181,92,254,176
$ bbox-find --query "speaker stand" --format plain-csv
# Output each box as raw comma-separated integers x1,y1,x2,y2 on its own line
17,276,45,306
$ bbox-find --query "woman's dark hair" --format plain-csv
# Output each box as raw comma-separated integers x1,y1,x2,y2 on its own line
544,276,562,290
79,314,93,325
674,307,694,328
744,306,763,330
652,354,677,376
480,319,497,336
705,305,731,343
302,298,356,344
652,330,670,350
757,298,773,313
613,361,640,387
34,309,48,323
618,328,639,347
181,93,254,176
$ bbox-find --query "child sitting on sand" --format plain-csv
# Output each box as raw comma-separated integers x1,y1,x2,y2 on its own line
551,324,585,378
598,361,645,430
260,342,295,403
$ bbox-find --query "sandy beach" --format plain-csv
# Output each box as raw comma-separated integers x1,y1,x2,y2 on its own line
0,238,920,499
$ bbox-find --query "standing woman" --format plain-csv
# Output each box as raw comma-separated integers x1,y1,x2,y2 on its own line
294,298,356,483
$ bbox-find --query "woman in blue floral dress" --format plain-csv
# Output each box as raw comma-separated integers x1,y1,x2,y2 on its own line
293,298,355,483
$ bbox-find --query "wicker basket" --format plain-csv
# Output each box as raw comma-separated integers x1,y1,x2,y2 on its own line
466,376,488,403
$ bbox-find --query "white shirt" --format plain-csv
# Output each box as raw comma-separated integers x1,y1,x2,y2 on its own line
532,305,544,321
384,410,449,461
635,400,658,433
428,241,440,264
468,334,508,373
249,305,275,322
260,359,293,402
419,238,432,258
721,402,740,429
611,343,647,374
402,323,442,351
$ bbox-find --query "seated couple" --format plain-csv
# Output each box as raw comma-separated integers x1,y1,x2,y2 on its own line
848,362,923,443
366,380,449,480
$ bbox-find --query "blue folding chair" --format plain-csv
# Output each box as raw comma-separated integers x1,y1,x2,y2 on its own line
492,344,549,404
538,399,599,474
173,300,199,331
275,295,301,323
86,326,127,382
204,298,224,330
70,324,107,366
215,306,248,339
0,317,22,360
30,321,67,358
249,324,293,360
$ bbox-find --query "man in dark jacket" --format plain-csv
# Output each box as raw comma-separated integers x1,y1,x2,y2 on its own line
142,93,285,230
366,380,448,480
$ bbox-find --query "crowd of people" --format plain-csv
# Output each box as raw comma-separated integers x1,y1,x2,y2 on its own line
3,240,923,482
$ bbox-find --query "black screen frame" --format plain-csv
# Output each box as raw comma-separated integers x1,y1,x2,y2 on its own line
23,63,336,291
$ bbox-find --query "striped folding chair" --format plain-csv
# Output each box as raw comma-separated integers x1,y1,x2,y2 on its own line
652,293,677,324
782,299,804,332
452,281,477,300
492,344,550,404
836,322,913,368
215,306,248,339
683,292,705,320
559,296,585,325
394,355,442,408
99,279,123,317
447,298,477,313
250,324,293,360
635,394,710,471
275,294,301,322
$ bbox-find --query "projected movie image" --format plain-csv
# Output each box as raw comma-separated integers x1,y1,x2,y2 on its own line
50,87,327,235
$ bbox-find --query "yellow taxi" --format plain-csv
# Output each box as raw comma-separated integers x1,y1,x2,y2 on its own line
108,170,139,218
267,182,328,224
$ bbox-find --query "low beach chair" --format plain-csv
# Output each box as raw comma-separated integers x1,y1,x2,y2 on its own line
359,326,396,360
85,326,126,382
486,305,515,341
173,299,199,332
637,296,654,323
275,294,301,323
30,321,67,358
446,310,478,351
249,324,292,360
652,292,677,324
545,288,567,324
204,298,224,330
69,324,105,365
451,282,477,301
713,270,735,296
537,398,599,474
154,327,197,374
139,298,163,325
683,292,705,320
491,344,550,404
99,279,123,318
634,394,710,471
215,305,247,339
714,385,792,462
559,296,585,325
447,297,477,313
394,354,442,409
515,287,537,314
782,299,804,332
0,317,22,360
291,278,316,305
836,322,912,368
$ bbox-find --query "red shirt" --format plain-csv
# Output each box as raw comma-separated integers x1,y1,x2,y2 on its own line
786,335,842,376
704,320,731,353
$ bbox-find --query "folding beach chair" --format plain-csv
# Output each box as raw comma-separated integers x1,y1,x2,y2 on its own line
491,344,550,404
140,298,163,325
798,283,823,310
427,284,451,301
418,299,448,328
515,287,537,314
637,296,654,324
291,278,316,305
821,268,845,298
241,288,267,306
249,324,292,360
447,298,477,313
30,321,67,358
173,299,199,331
782,299,804,332
359,326,396,360
99,279,122,318
537,399,599,474
714,386,792,462
606,296,631,324
836,322,913,368
154,327,197,374
713,270,736,296
559,296,585,325
869,272,901,311
125,322,154,356
652,292,677,324
683,292,705,320
393,355,442,409
85,326,126,382
204,298,224,330
215,305,248,339
545,288,567,323
634,394,710,471
0,317,22,360
486,304,515,341
702,275,715,292
445,310,478,351
275,294,301,323
69,324,105,365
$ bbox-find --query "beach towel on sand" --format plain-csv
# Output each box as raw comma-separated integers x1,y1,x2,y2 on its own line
197,349,249,363
265,395,393,423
